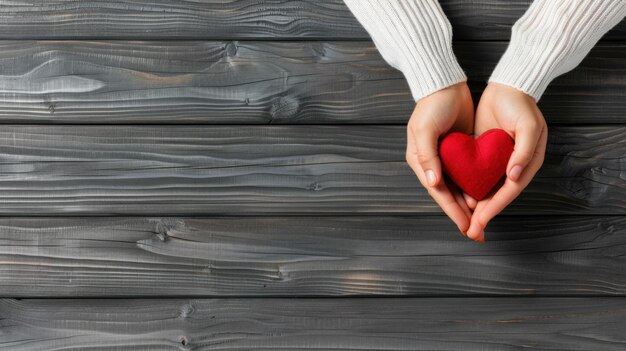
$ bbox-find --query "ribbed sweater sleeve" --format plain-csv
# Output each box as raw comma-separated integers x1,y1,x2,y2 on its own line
489,0,626,101
343,0,467,102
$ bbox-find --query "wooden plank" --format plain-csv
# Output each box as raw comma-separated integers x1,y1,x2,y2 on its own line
0,0,624,40
440,0,626,41
0,0,365,40
1,297,625,350
0,41,624,124
0,125,621,216
0,216,623,297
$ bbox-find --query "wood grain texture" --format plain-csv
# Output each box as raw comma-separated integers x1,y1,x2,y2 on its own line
0,0,364,40
0,216,623,297
0,3,622,350
1,297,625,350
0,0,624,40
0,125,621,216
0,41,625,124
440,0,626,41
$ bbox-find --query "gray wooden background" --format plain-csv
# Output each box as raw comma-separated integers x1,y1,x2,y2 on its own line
0,1,624,349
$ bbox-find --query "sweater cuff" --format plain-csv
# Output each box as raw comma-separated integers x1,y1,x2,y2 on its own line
343,0,467,101
489,0,626,102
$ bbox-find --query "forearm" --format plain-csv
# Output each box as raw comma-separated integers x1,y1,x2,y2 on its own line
343,0,466,101
489,0,626,101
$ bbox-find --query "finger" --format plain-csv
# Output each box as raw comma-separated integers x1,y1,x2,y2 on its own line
465,181,500,242
468,177,524,241
507,115,544,182
427,183,471,234
410,122,443,188
407,165,471,234
450,182,473,228
407,156,471,233
465,187,496,242
406,132,470,233
469,126,547,239
466,217,485,242
463,192,477,210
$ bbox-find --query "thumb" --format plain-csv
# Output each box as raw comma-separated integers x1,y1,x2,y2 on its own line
412,126,442,188
508,117,543,182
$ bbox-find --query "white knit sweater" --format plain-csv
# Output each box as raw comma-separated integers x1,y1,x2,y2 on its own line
343,0,626,102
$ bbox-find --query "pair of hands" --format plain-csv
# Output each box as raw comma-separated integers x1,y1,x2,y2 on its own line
405,82,548,242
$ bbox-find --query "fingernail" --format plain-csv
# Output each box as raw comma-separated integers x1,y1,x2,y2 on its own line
426,170,436,186
510,165,523,180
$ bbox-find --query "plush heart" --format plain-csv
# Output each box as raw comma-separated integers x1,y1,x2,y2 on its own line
439,128,514,201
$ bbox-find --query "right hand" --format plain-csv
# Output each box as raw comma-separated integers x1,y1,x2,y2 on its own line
405,82,475,235
463,82,548,242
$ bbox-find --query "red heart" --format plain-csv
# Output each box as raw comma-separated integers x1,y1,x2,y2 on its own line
439,129,514,201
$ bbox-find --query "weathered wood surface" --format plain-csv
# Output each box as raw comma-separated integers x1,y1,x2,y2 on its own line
0,125,621,215
1,297,625,350
0,216,623,297
0,41,624,124
0,2,622,350
0,0,624,40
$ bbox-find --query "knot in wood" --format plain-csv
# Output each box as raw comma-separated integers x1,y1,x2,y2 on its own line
311,43,327,60
269,96,300,122
155,222,169,241
179,303,194,319
178,335,190,349
307,182,322,191
225,41,238,57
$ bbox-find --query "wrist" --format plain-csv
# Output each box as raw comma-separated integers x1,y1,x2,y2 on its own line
485,82,537,104
402,50,467,102
416,81,471,105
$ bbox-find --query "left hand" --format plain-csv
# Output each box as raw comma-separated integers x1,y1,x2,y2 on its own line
464,82,548,242
405,82,475,235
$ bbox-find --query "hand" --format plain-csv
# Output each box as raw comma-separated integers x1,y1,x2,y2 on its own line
405,82,475,234
464,82,548,242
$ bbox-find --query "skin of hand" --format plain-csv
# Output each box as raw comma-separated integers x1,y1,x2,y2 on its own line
405,81,475,235
464,82,548,242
